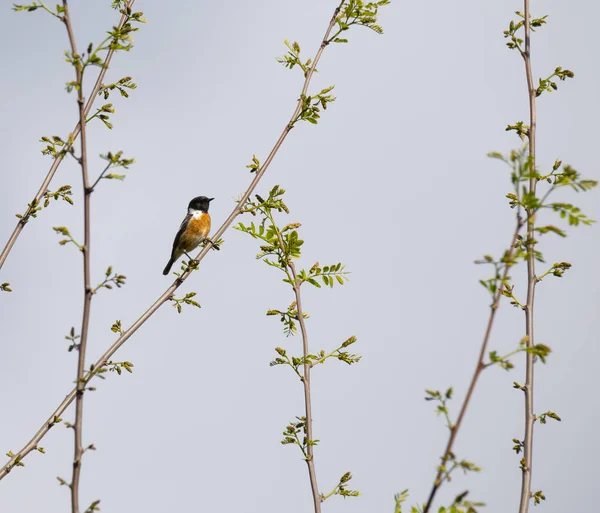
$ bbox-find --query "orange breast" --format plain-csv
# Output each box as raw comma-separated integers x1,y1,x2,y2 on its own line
180,214,211,251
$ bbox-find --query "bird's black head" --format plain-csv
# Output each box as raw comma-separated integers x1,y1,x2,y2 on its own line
188,196,214,213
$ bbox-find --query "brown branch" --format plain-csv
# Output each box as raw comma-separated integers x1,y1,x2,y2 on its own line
422,217,524,513
518,0,537,511
0,0,135,272
289,261,321,512
61,2,91,512
0,0,344,481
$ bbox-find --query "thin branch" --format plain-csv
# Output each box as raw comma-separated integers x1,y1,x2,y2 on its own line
422,216,524,513
61,3,91,512
36,1,61,18
289,261,321,512
89,162,111,192
518,0,537,511
0,0,344,481
0,0,136,271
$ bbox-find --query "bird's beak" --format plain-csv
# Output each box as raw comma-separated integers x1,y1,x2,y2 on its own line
208,198,214,202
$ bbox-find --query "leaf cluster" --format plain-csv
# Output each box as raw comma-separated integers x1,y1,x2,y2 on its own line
501,283,525,309
52,226,82,251
110,320,123,335
504,121,529,141
92,266,127,294
4,451,24,471
280,417,318,460
236,186,300,271
328,0,391,43
425,388,454,430
322,471,360,500
294,86,336,126
532,490,546,505
297,261,349,288
503,11,548,52
512,437,525,454
170,292,201,313
13,2,61,18
536,67,574,97
448,491,485,513
92,360,134,378
549,202,594,227
487,149,596,267
276,40,313,74
237,186,349,292
171,258,202,278
537,261,571,281
474,254,511,299
98,76,137,100
94,151,135,184
438,452,482,485
39,135,75,159
270,335,360,376
486,345,524,370
246,154,260,173
524,343,551,363
537,411,561,424
267,302,306,337
17,186,74,223
84,500,101,513
108,6,147,53
239,184,289,216
87,103,116,130
56,476,70,487
394,489,484,513
45,185,74,208
64,327,81,352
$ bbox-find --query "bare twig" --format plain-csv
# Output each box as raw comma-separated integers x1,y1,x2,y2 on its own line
0,0,135,271
61,3,92,512
518,1,537,511
0,0,344,481
290,261,321,512
422,217,524,513
89,162,112,192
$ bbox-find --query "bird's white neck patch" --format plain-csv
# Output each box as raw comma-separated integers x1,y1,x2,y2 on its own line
188,208,204,218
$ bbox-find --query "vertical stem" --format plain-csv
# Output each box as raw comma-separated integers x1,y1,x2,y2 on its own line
63,3,92,512
290,262,321,513
518,1,536,511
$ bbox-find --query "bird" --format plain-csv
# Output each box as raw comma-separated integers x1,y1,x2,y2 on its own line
163,196,214,275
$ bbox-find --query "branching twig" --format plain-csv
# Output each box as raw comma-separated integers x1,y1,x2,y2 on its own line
89,162,111,192
518,1,537,511
0,0,345,481
422,217,524,513
0,0,136,271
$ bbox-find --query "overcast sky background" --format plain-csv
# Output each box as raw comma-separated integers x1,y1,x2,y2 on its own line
1,1,599,512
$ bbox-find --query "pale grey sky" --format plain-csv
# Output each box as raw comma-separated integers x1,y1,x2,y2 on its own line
1,1,599,512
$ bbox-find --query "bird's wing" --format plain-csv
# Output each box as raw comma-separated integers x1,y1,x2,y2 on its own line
171,213,192,254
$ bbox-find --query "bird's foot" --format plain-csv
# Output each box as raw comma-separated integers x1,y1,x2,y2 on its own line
204,238,221,251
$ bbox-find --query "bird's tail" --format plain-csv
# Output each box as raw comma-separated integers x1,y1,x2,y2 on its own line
162,258,175,275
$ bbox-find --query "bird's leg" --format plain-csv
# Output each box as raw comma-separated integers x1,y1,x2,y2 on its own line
183,251,199,267
203,237,221,251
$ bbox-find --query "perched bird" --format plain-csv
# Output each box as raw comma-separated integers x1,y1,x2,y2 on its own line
163,196,214,275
